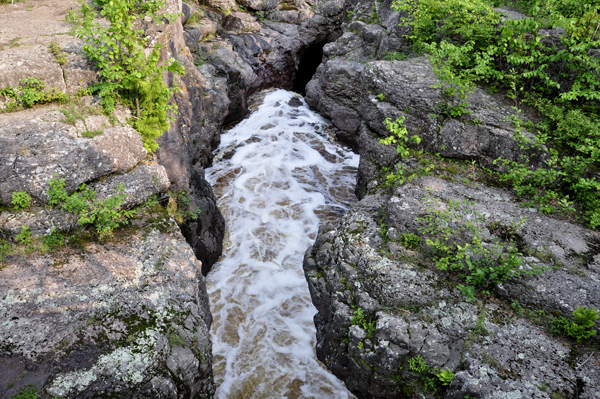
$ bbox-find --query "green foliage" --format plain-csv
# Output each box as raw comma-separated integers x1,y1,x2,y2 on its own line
380,116,420,158
13,385,37,399
496,102,600,226
15,226,32,244
0,78,66,112
551,306,598,342
378,116,424,188
381,51,409,61
81,129,103,138
417,197,545,300
392,0,600,227
376,93,385,101
167,190,201,222
436,369,455,385
49,40,67,65
399,233,421,249
350,308,376,339
48,175,135,238
41,229,66,250
67,0,184,152
408,354,429,373
11,191,32,209
0,239,11,268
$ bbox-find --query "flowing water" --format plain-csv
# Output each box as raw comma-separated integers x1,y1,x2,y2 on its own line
205,89,359,398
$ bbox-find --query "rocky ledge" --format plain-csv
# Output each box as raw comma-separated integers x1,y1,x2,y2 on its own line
1,215,214,398
302,0,600,398
304,175,600,398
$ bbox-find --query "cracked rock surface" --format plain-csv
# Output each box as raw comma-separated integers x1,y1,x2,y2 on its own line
304,176,600,399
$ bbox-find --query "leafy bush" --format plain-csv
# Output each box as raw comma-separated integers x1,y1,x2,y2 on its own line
15,226,32,244
408,354,429,373
350,308,376,339
41,229,65,250
67,0,184,152
417,197,545,300
399,233,421,249
551,306,598,342
436,369,455,385
393,0,600,227
378,116,426,188
48,175,135,238
11,191,32,209
0,78,65,112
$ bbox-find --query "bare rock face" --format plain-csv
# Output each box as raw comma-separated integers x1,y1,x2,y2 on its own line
0,0,97,95
304,177,600,399
0,107,147,206
0,1,219,396
0,216,215,398
238,0,281,11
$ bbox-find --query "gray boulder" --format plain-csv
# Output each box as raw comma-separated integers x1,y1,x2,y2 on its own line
0,218,215,398
304,177,600,398
0,107,147,206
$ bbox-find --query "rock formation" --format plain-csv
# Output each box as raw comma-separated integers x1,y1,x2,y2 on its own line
302,0,600,398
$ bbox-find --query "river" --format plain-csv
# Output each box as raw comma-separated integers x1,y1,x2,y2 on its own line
205,89,359,398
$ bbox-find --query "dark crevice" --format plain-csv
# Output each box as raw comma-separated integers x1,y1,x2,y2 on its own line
293,41,326,96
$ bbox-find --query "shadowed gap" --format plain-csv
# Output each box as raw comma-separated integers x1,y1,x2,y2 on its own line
293,41,326,95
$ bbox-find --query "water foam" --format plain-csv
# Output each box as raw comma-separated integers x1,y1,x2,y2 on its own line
206,89,359,398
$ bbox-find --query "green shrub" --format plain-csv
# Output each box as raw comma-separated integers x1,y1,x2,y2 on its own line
393,0,600,227
551,306,598,342
417,197,545,300
408,354,429,373
11,191,32,209
399,233,421,249
67,0,184,152
350,308,376,339
13,385,37,399
41,229,65,250
15,226,32,244
436,369,455,385
0,78,65,112
48,175,135,238
378,116,424,188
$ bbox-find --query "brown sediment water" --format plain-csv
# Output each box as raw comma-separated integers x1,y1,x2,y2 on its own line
206,90,359,398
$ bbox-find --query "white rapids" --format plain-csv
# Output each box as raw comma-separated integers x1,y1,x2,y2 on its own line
205,89,359,398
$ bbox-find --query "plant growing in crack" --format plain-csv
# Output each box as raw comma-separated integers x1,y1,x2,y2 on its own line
416,196,545,300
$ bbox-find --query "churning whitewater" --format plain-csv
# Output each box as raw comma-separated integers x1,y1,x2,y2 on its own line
206,90,359,398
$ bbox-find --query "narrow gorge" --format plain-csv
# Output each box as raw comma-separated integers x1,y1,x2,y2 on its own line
1,0,599,398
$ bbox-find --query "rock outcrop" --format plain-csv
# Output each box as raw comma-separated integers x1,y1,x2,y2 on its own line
1,217,215,399
305,17,545,198
304,176,600,399
1,0,350,395
0,0,217,396
301,1,600,398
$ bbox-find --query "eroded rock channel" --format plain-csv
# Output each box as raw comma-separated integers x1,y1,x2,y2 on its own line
1,0,600,397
